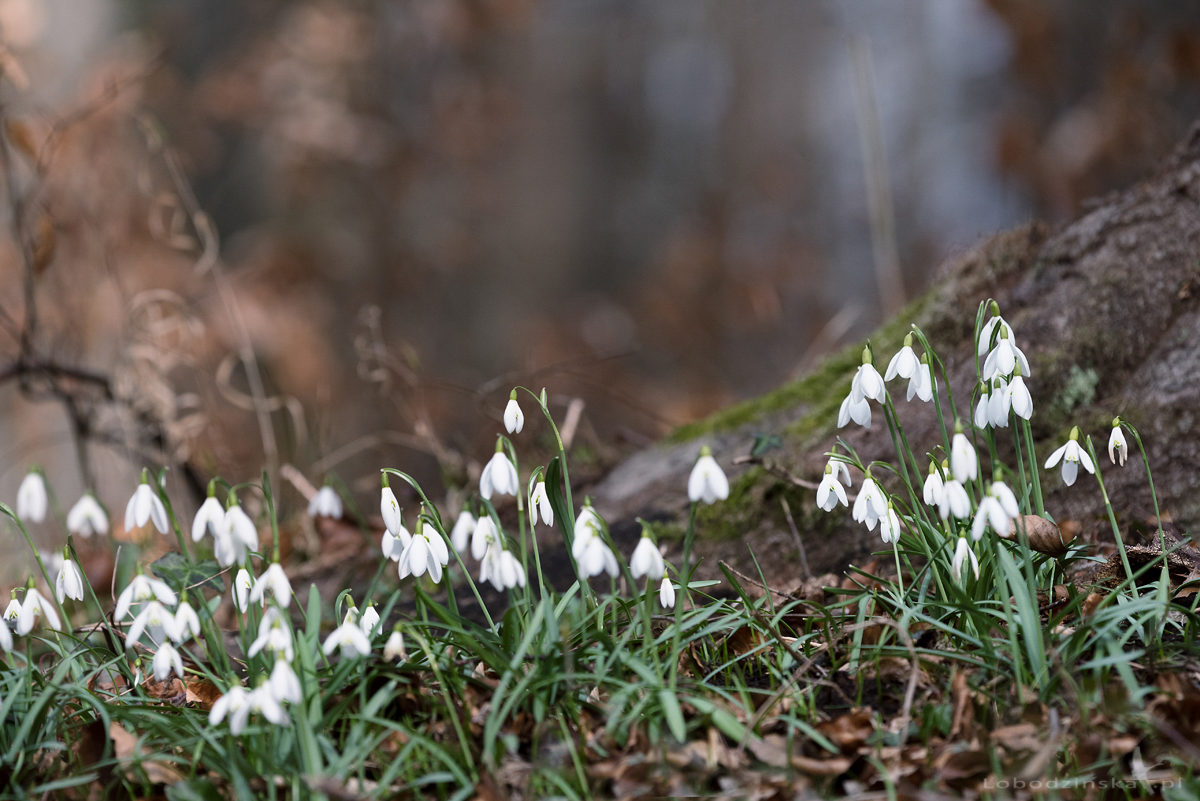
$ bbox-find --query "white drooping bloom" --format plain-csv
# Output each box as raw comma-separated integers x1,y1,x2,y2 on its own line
985,378,1011,428
153,641,184,681
220,504,260,567
977,306,1008,356
629,534,665,580
879,504,902,545
906,359,934,403
973,383,992,429
248,683,290,728
269,658,302,704
233,568,254,613
572,503,618,578
504,394,524,434
383,627,406,661
659,576,676,609
16,471,48,524
449,510,475,553
397,520,450,583
1008,374,1033,420
127,600,178,645
115,573,177,620
308,485,343,519
884,336,919,382
248,607,294,661
249,563,292,608
688,446,729,504
971,481,1020,542
852,474,887,531
323,620,371,659
125,479,169,535
938,479,971,520
380,484,403,536
529,480,554,527
1044,427,1095,487
359,604,381,638
210,685,251,735
16,586,59,636
173,599,201,644
951,431,978,483
471,514,499,561
816,464,849,512
67,494,108,538
480,448,519,500
191,495,224,543
951,536,980,581
837,392,872,428
982,326,1031,381
852,357,886,404
381,517,412,562
55,557,84,603
1108,420,1127,466
3,595,20,628
479,544,526,591
922,462,945,506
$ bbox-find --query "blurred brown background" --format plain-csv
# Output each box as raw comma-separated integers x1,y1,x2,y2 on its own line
3,0,1200,550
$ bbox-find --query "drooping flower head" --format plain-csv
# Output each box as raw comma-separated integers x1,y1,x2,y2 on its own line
659,576,676,609
16,584,59,636
504,390,524,434
115,571,177,621
125,471,169,535
397,517,450,583
852,472,887,531
1044,426,1095,487
380,476,403,536
54,550,84,603
629,529,665,580
906,353,934,403
67,493,109,538
884,333,918,382
308,485,344,519
479,543,526,591
449,508,475,553
529,477,554,527
950,426,978,483
480,440,519,500
573,501,618,578
1108,418,1127,466
16,470,48,524
970,479,1020,542
951,536,980,581
249,562,292,608
816,462,849,512
687,445,729,504
192,482,224,543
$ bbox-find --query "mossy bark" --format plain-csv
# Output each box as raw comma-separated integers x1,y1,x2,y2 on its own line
591,123,1200,585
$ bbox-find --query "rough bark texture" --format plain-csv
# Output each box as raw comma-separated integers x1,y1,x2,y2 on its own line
591,123,1200,588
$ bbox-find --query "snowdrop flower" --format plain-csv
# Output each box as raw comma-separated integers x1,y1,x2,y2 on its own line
504,391,524,434
884,334,919,382
973,383,992,429
323,619,371,659
572,502,618,578
449,509,475,553
479,543,526,591
127,600,178,645
816,464,849,512
220,502,260,566
688,446,729,504
16,586,59,636
951,430,978,483
3,593,20,626
124,475,169,534
879,503,902,545
529,479,554,527
471,514,499,561
951,536,980,581
922,461,945,506
67,493,108,538
986,378,1011,428
1108,419,1127,466
153,642,184,681
269,658,301,704
1044,426,1095,487
233,568,254,613
629,531,665,580
480,443,519,500
397,519,450,583
383,626,407,661
906,356,934,403
308,485,343,519
851,347,886,404
248,683,290,728
55,553,84,603
249,563,292,608
982,326,1031,381
191,493,224,543
380,481,403,536
210,685,251,735
659,577,676,608
359,604,381,638
248,608,294,661
115,573,177,620
976,302,1007,356
1008,371,1033,420
16,470,48,524
173,598,201,644
381,518,412,562
852,473,887,531
837,392,872,428
938,479,971,520
971,480,1020,541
